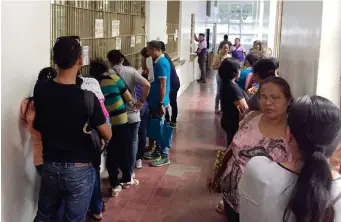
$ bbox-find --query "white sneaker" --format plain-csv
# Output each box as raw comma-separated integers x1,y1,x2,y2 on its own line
131,172,136,179
122,178,140,189
136,159,143,169
112,185,122,197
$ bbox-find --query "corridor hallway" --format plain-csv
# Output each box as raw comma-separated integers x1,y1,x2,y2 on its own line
100,73,226,222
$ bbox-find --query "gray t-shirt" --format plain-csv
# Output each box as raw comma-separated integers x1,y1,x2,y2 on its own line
239,156,341,222
247,93,260,111
113,65,146,123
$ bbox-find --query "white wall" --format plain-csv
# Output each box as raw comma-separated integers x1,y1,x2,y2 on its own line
279,0,341,107
145,0,168,41
316,0,341,107
279,1,323,98
1,1,51,221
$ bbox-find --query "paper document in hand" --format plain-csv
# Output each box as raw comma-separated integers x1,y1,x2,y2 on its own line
146,57,154,83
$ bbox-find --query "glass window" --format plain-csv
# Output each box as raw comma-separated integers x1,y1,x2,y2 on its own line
229,35,241,42
241,25,256,34
230,14,241,23
217,24,229,34
229,25,240,34
241,35,254,45
230,4,241,13
242,14,254,23
242,4,253,13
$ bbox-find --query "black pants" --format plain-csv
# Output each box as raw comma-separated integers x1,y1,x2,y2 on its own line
224,202,240,222
221,115,239,146
165,88,179,123
106,124,131,187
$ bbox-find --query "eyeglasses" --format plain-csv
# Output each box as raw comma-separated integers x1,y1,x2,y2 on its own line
259,94,286,103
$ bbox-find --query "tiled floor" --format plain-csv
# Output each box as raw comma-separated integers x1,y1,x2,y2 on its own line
100,73,226,222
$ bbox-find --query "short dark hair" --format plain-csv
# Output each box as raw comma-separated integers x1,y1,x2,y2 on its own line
252,58,276,80
199,33,205,37
107,50,123,66
38,67,57,81
147,40,162,50
89,58,109,81
269,57,279,69
53,36,82,69
224,34,228,41
258,76,292,100
159,41,166,52
140,47,149,58
245,53,260,66
218,58,241,82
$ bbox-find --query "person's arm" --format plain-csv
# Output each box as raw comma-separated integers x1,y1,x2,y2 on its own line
194,34,199,42
117,76,133,103
155,63,168,115
90,94,112,141
133,70,150,109
232,87,249,118
212,55,221,70
244,73,253,91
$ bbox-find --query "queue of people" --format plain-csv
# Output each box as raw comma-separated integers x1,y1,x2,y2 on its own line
20,36,180,221
208,37,341,222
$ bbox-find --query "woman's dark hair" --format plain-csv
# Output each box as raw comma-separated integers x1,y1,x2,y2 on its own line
159,41,166,52
141,47,149,58
252,58,276,80
284,95,341,222
89,58,109,81
23,67,57,124
107,50,131,67
253,40,262,50
269,57,279,69
258,76,293,101
218,58,241,82
235,38,240,42
245,53,261,66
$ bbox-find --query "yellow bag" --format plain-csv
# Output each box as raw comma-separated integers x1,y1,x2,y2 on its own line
208,149,232,193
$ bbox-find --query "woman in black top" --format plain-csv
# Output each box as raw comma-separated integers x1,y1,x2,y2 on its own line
219,58,249,146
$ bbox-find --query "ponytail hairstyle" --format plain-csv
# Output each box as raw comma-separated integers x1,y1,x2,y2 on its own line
107,50,131,67
89,58,109,81
23,67,57,124
284,95,341,222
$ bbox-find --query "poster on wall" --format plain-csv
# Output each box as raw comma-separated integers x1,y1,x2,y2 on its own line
131,36,136,47
82,46,89,66
174,29,178,40
95,19,104,38
146,57,154,83
112,20,120,37
116,37,122,50
136,36,142,44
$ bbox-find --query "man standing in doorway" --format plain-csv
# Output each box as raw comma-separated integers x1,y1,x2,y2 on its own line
144,40,171,167
218,34,232,53
194,33,208,83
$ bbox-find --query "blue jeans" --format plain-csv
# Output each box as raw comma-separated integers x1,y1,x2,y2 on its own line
88,168,103,215
149,107,169,158
34,162,95,222
137,105,149,160
128,121,141,174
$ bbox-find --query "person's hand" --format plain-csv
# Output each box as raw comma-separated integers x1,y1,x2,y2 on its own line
159,105,165,116
100,139,105,149
247,87,257,96
330,147,341,172
134,100,143,110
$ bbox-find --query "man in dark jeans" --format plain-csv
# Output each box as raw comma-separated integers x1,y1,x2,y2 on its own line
33,36,112,221
194,33,208,83
159,41,180,127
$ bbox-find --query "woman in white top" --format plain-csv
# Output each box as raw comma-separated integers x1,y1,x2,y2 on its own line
239,95,341,222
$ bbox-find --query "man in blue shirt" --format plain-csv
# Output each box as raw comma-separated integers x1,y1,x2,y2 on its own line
144,40,171,167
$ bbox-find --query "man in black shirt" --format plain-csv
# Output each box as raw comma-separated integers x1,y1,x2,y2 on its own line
159,41,180,127
33,36,112,221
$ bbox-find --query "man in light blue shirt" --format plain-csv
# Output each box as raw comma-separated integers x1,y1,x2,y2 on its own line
144,40,171,167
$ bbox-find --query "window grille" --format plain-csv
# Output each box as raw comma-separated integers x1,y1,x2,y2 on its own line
51,0,146,74
166,0,180,61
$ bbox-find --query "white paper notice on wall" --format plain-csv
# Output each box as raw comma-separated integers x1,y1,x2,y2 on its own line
136,36,142,44
116,37,121,50
164,34,168,44
82,46,90,66
95,19,104,38
174,29,178,40
146,57,155,83
131,36,136,47
112,20,120,37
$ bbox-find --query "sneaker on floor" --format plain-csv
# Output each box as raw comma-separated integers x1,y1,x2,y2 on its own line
111,185,122,197
122,178,140,189
144,150,160,160
131,172,136,179
150,156,170,167
136,159,143,169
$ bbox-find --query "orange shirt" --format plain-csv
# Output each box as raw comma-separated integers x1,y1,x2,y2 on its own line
20,99,43,166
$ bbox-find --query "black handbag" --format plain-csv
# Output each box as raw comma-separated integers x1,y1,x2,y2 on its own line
83,90,103,167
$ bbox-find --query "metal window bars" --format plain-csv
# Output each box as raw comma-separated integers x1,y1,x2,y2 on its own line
166,0,179,61
51,0,146,75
